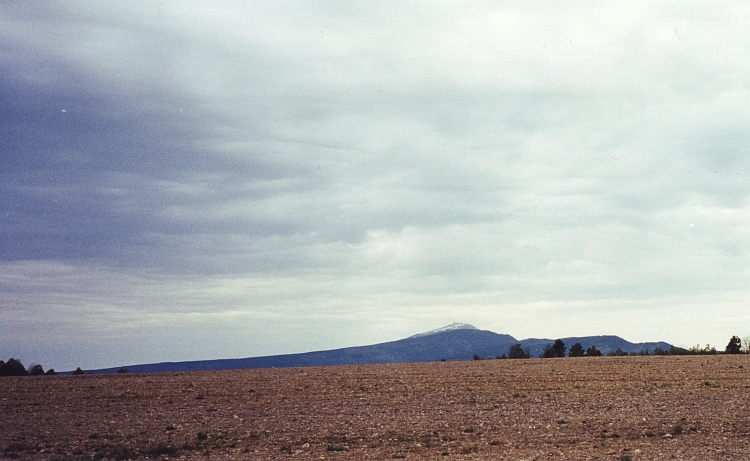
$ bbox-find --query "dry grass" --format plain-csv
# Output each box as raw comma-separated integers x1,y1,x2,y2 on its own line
1,355,749,460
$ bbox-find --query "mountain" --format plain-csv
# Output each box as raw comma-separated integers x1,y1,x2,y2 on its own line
408,322,479,338
81,325,672,374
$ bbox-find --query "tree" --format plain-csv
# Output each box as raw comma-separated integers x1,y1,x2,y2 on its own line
73,367,85,375
725,336,743,354
568,343,585,357
1,358,29,376
742,336,750,354
117,367,128,373
668,346,688,355
585,346,602,357
45,369,57,375
608,348,628,356
507,344,530,359
473,354,481,361
541,344,555,358
689,344,716,355
29,364,45,376
542,339,566,358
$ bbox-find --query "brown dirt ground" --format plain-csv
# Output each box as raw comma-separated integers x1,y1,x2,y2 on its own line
1,355,749,460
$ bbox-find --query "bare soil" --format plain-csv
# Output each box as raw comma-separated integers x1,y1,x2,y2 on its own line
2,355,749,460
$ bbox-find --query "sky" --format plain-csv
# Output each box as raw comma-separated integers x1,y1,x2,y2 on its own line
1,1,748,371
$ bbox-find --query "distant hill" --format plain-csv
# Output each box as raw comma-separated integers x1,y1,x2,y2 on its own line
518,335,672,358
82,323,672,374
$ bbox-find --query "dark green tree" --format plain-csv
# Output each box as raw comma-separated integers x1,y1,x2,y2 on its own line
542,339,567,358
553,339,566,357
507,344,530,359
1,358,29,376
29,364,45,376
585,345,603,357
45,369,57,375
568,343,585,357
725,336,743,354
73,367,85,375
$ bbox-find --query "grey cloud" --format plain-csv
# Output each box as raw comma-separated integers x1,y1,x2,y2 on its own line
1,1,748,369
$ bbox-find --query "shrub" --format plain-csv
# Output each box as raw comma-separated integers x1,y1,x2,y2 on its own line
688,344,716,355
117,367,128,373
669,346,689,355
73,367,85,375
607,348,628,357
144,444,179,457
45,368,57,375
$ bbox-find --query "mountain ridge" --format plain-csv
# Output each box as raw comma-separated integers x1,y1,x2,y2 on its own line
80,325,672,374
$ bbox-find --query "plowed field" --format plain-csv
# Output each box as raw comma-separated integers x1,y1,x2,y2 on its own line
2,355,749,460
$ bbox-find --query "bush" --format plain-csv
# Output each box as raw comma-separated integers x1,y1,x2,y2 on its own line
73,367,85,375
688,344,716,355
669,346,689,355
117,367,128,373
607,348,628,357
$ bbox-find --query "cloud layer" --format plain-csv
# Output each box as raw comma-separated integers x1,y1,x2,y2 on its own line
1,1,748,369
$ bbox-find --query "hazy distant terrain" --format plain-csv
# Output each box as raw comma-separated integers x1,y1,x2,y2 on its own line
85,324,672,374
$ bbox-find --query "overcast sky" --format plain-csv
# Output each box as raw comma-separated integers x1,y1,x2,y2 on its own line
1,1,748,371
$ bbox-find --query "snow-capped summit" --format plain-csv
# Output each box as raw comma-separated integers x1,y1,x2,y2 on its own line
408,322,479,338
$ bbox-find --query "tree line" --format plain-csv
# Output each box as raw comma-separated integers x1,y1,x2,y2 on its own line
0,358,57,376
0,358,100,377
480,335,750,360
4,336,748,375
